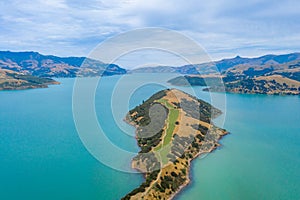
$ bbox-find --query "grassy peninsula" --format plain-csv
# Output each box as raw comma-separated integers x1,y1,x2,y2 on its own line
122,89,228,200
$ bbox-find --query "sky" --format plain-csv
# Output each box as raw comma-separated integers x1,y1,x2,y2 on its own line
0,0,300,68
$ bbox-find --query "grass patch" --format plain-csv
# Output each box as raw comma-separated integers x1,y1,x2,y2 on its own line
164,109,179,146
154,99,180,164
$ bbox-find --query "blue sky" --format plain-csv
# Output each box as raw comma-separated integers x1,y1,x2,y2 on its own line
0,0,300,68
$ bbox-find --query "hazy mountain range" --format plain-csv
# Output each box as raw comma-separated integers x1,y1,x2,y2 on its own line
1,51,300,79
1,51,300,93
131,53,300,80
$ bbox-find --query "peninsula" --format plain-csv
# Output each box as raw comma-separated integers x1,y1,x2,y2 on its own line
0,69,59,90
122,89,228,200
168,75,300,95
134,52,300,95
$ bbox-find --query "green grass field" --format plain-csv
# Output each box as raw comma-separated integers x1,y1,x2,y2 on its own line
154,99,179,163
163,108,179,145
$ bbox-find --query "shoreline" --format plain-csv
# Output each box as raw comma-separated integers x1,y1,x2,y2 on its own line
170,131,229,200
121,89,230,200
126,124,230,200
171,131,230,200
0,81,60,91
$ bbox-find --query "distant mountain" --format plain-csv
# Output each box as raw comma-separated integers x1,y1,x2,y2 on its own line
0,51,127,78
131,65,200,74
168,74,300,95
209,54,292,72
131,53,300,78
0,69,59,90
166,53,300,95
131,66,177,73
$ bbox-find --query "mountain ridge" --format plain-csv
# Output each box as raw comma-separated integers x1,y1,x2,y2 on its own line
0,50,126,78
130,52,300,75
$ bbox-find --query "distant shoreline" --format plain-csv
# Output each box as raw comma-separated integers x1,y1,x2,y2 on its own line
168,75,300,95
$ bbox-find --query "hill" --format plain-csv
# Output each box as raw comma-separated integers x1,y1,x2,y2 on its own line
160,53,300,95
0,51,126,78
131,53,300,77
0,69,59,90
168,74,300,95
122,89,227,200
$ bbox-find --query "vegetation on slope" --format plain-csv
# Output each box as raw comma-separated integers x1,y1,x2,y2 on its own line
0,51,126,78
123,89,228,200
0,69,59,90
169,75,300,95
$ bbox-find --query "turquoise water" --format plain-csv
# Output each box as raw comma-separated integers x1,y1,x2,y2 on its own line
0,74,300,199
176,92,300,200
0,77,143,200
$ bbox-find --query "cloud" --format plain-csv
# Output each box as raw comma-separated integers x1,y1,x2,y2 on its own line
0,0,299,68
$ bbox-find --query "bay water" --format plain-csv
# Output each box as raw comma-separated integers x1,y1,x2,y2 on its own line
0,74,299,199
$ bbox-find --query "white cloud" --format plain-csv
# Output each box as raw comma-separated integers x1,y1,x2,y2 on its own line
0,0,299,67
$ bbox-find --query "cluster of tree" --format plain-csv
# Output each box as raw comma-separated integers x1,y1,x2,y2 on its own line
136,103,168,139
205,75,300,95
133,151,161,172
243,67,274,77
154,172,186,194
275,71,300,82
121,170,160,200
129,90,168,126
167,135,194,162
180,98,216,123
128,90,171,154
137,129,164,153
191,124,208,136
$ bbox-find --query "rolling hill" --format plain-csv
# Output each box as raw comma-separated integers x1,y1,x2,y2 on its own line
0,69,59,90
131,53,300,80
0,51,127,78
133,52,300,95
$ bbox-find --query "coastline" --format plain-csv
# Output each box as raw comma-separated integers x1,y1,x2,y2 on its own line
125,118,229,200
0,81,60,91
171,131,230,200
121,89,229,200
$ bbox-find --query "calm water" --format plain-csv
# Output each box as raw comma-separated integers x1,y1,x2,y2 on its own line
0,74,299,200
